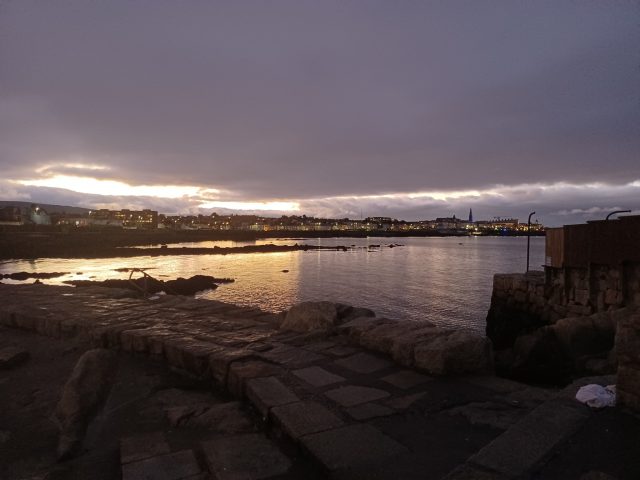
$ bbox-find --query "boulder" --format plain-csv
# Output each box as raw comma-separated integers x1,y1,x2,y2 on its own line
501,309,629,384
413,330,493,375
335,304,376,323
280,301,339,332
53,348,118,460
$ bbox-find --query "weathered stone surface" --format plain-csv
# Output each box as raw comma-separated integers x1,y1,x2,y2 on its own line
443,464,510,480
203,433,291,480
336,303,376,323
166,401,254,433
335,352,392,374
413,330,493,375
383,392,426,410
53,348,118,459
208,347,254,384
470,400,589,477
345,402,394,420
258,344,325,367
324,385,390,407
579,471,620,480
324,345,359,357
280,301,339,332
293,366,345,387
0,346,29,369
271,400,344,438
122,449,202,480
120,431,170,464
301,424,407,471
227,360,284,398
245,376,299,416
615,312,640,412
381,370,431,390
449,401,526,430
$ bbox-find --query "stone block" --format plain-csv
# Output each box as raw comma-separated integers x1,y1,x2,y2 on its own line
0,346,29,369
227,360,284,398
381,370,430,390
345,402,394,420
292,366,345,387
202,433,291,480
208,348,254,384
413,330,493,375
324,385,389,407
121,450,202,480
334,352,392,374
258,344,325,367
324,345,359,357
280,301,339,332
120,432,170,464
245,376,299,416
301,424,407,471
443,464,510,480
271,400,344,438
470,401,589,477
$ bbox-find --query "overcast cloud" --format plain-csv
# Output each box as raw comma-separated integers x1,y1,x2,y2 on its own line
1,1,638,225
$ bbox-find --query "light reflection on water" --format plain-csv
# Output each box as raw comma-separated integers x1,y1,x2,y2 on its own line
0,236,545,332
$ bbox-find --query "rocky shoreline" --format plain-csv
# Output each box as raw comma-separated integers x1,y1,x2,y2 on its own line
2,283,637,479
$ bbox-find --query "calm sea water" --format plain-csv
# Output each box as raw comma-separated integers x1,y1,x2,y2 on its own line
0,236,544,332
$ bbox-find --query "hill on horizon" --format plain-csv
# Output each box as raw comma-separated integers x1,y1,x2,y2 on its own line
0,200,90,215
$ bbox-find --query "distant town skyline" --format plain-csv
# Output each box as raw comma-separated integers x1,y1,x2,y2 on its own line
1,2,638,227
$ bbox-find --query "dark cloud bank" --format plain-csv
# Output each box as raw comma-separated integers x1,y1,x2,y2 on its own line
0,1,638,225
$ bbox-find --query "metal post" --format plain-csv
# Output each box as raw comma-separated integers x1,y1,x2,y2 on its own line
526,211,536,272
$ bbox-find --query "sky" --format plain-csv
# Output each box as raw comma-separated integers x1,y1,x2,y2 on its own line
1,1,638,226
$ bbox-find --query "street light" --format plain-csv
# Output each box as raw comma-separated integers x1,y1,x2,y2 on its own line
526,211,536,272
605,209,631,220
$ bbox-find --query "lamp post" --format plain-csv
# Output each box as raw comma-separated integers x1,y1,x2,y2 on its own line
526,211,536,273
605,209,631,220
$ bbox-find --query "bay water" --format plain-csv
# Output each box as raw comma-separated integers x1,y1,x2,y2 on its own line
0,236,545,332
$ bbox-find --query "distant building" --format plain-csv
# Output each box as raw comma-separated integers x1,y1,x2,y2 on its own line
0,206,22,225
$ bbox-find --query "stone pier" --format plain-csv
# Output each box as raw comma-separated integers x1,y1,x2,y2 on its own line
2,283,636,479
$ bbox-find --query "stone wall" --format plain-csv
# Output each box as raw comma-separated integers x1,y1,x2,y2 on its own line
487,262,640,349
616,312,640,411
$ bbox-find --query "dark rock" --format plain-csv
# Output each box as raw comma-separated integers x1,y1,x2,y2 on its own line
413,330,494,375
64,274,233,296
53,348,118,460
280,301,339,332
1,271,69,280
0,346,30,369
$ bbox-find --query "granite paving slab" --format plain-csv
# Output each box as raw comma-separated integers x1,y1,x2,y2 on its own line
258,344,326,367
324,345,359,357
345,402,395,421
121,449,202,480
271,400,344,438
119,431,171,465
292,366,345,387
202,433,292,480
301,424,407,471
246,376,299,416
325,385,390,407
469,400,591,477
335,352,392,374
381,370,431,389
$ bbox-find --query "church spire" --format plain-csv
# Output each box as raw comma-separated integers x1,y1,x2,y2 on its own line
469,208,473,222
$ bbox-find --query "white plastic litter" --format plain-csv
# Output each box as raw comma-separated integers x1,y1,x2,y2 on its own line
575,384,616,408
